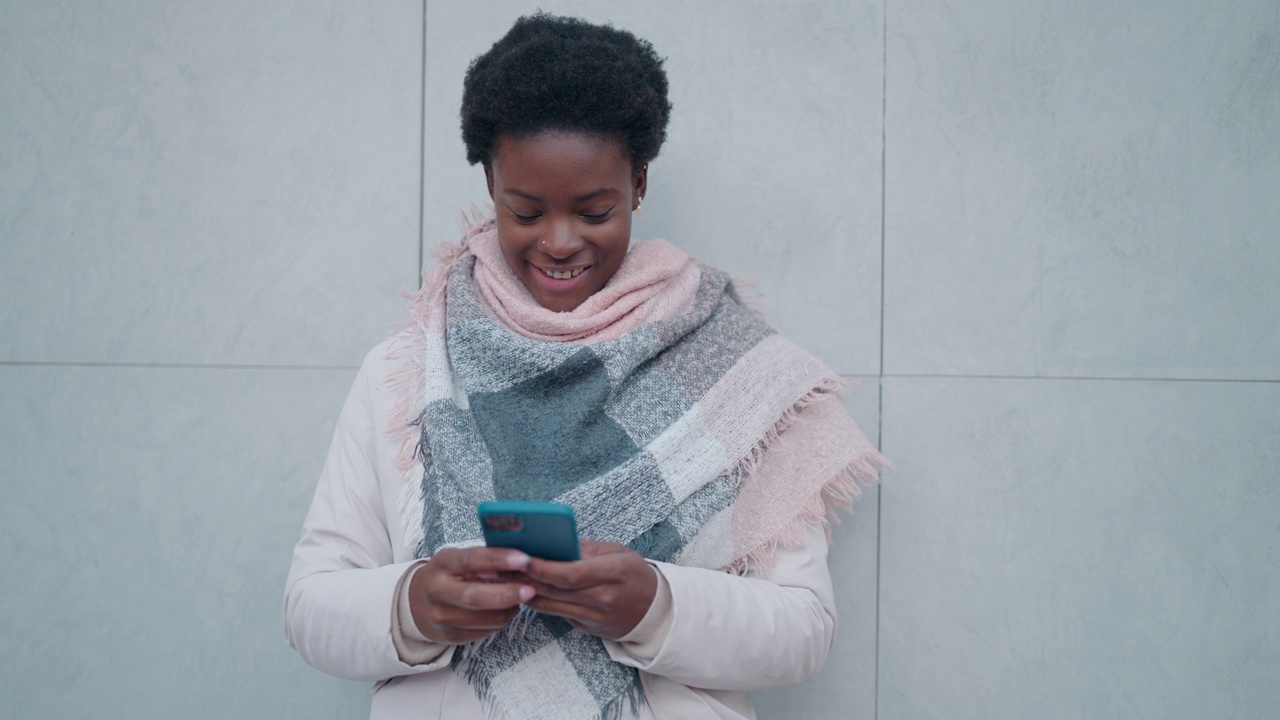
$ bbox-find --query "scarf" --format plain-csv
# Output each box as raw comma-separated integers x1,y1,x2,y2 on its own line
387,214,886,720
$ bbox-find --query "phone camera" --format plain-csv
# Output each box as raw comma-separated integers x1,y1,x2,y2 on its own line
483,514,523,532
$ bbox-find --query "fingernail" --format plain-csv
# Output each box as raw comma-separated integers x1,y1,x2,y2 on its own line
507,552,530,570
519,585,536,603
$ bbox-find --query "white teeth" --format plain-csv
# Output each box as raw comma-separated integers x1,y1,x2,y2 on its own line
545,268,583,279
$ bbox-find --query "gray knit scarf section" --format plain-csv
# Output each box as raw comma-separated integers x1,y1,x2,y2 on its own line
410,253,775,720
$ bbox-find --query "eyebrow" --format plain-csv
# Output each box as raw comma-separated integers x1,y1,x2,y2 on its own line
502,187,619,203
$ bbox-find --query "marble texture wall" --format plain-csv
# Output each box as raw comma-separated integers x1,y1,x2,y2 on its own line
2,1,1276,718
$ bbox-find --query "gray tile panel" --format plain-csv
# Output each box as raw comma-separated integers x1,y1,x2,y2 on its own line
0,1,423,366
879,376,1280,719
883,0,1280,380
0,364,369,718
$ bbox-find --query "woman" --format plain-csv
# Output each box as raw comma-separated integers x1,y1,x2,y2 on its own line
285,13,885,720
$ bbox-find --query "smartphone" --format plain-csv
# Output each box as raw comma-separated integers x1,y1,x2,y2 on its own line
478,500,581,561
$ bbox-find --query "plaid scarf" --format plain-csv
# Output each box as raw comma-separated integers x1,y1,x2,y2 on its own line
389,217,885,720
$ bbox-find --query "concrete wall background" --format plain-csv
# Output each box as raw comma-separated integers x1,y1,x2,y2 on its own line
2,1,1276,718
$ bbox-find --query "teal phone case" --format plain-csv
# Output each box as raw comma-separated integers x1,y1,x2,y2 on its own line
478,500,581,561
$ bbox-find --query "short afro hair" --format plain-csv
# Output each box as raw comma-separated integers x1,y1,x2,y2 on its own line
460,13,672,171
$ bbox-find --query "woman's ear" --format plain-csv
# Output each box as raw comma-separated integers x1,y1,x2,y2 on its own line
633,163,648,210
484,163,495,199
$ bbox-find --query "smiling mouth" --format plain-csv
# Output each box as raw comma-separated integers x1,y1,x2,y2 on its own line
537,265,589,280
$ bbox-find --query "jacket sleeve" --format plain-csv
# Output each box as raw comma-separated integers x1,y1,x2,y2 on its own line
604,521,838,692
283,348,454,682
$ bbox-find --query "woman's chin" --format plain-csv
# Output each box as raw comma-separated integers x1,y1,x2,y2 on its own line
533,292,588,313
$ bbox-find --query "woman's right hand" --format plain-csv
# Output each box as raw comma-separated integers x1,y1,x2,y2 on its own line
407,547,536,644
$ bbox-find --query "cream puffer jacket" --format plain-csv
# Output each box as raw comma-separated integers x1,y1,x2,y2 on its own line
284,343,840,720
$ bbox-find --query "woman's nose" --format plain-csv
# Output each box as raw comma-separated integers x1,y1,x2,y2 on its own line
541,219,584,258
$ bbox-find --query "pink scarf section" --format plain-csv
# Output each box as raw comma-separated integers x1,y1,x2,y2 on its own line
467,226,703,343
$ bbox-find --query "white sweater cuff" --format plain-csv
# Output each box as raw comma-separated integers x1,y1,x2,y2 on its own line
614,562,674,661
391,560,450,665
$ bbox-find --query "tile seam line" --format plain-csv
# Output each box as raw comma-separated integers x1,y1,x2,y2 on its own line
417,0,428,287
875,3,888,719
0,362,360,371
881,373,1279,384
4,367,1271,384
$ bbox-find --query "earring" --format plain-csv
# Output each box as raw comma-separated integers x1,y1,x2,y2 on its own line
633,197,644,218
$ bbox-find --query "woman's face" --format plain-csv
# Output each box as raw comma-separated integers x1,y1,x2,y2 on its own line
485,132,646,312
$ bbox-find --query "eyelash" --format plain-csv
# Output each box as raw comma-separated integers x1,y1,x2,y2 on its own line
509,207,615,223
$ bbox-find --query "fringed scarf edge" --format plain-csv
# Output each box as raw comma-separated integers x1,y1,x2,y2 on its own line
386,207,492,553
726,378,892,576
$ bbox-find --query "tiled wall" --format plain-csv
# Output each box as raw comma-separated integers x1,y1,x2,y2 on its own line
2,1,1276,718
2,2,423,717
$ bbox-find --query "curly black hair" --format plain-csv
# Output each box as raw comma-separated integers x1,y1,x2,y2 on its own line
460,13,672,172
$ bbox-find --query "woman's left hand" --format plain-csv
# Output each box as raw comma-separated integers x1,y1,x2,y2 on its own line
521,539,658,640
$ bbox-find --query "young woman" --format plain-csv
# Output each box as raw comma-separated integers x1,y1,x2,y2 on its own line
285,14,885,720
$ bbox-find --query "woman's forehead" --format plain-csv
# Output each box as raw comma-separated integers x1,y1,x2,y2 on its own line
490,132,632,186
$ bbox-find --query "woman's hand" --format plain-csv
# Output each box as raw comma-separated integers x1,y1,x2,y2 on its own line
521,540,658,640
407,547,536,644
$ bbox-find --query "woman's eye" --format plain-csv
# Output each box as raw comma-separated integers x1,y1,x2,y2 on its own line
581,206,615,222
511,210,541,223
